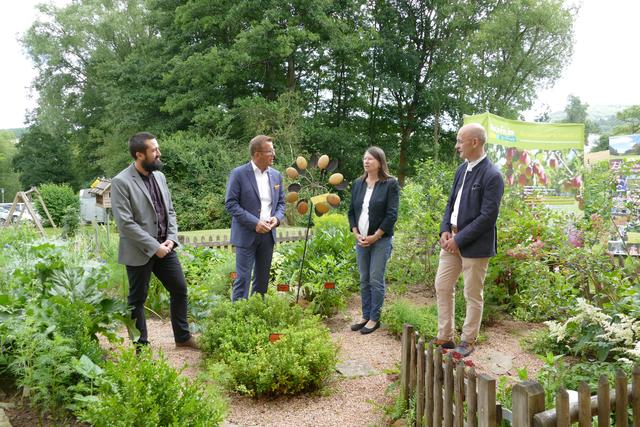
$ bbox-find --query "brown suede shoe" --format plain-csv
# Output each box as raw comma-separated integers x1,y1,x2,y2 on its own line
430,339,455,349
175,336,200,350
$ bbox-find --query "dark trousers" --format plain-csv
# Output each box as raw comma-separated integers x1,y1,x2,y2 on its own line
126,251,191,343
232,233,274,301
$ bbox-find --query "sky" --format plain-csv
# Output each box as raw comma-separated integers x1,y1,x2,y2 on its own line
0,0,639,129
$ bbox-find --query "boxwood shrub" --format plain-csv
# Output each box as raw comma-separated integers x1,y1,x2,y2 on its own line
200,294,337,396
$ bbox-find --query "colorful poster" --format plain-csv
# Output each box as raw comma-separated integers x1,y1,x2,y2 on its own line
608,135,640,256
463,112,585,212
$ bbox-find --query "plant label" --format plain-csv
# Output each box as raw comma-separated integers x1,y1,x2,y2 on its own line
269,333,283,343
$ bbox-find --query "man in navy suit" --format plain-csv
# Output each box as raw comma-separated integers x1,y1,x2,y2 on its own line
432,123,504,357
225,135,286,301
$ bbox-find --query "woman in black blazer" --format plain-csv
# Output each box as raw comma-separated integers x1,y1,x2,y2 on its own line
347,147,400,334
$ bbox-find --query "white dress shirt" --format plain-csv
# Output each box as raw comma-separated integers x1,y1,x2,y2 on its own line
251,161,273,221
450,154,486,227
357,186,374,236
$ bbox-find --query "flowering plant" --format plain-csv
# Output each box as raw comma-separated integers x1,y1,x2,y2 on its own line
545,298,640,362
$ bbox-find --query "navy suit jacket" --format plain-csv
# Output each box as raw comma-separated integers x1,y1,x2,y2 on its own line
440,157,504,258
225,162,286,247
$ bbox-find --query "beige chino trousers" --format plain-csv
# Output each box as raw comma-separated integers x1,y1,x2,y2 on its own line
435,248,489,343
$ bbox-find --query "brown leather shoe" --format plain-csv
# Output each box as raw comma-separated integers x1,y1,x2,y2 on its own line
430,339,456,349
175,336,200,350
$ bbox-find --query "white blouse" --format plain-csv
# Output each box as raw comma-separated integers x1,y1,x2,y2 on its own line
357,186,374,236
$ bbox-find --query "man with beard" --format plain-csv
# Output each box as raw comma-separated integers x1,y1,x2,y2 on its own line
111,132,198,350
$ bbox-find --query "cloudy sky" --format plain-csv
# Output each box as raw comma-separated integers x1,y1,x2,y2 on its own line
0,0,638,129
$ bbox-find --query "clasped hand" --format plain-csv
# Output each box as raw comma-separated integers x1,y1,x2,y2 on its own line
354,232,379,248
155,240,174,258
256,217,278,234
439,232,459,253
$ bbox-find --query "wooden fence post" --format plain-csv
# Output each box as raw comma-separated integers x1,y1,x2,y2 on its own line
633,365,640,427
467,368,478,427
511,381,545,427
454,362,464,427
410,331,418,395
443,353,454,427
434,348,444,427
477,375,496,427
556,388,570,427
400,324,414,406
616,370,628,427
416,338,426,427
598,374,611,427
577,381,591,427
426,344,434,427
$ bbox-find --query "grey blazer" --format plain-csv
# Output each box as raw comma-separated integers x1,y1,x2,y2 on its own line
111,163,179,266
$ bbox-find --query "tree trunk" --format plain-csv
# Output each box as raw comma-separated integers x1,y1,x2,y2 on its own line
287,55,296,91
434,109,440,162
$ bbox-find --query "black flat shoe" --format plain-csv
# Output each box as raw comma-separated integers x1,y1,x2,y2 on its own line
360,322,380,335
350,320,368,331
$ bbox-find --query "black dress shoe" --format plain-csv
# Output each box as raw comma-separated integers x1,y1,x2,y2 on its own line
360,322,380,334
350,320,369,331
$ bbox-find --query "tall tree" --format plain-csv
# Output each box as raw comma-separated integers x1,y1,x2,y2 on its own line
561,94,598,143
12,125,76,189
0,131,22,200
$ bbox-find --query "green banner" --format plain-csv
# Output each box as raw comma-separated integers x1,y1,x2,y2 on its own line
463,112,584,150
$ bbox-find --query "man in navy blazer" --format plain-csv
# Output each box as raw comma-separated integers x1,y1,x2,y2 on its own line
225,135,286,301
432,123,504,357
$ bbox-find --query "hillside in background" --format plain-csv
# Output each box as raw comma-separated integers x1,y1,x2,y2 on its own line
1,128,25,140
550,104,629,134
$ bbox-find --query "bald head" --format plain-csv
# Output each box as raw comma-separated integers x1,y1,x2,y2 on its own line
455,123,487,161
459,123,486,144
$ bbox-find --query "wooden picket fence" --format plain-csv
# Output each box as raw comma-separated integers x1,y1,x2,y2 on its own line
399,324,640,427
178,229,310,250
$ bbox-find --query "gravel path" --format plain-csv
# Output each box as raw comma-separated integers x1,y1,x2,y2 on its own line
100,294,545,427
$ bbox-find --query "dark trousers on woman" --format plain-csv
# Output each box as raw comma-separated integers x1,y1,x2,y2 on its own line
356,236,393,322
125,251,191,344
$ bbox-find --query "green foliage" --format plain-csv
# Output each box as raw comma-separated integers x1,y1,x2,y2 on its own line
35,182,79,227
61,205,81,238
0,130,21,198
200,295,337,396
160,131,244,231
582,162,613,219
20,0,576,191
180,246,235,330
76,348,226,427
0,231,129,419
12,125,77,189
388,159,456,289
381,293,469,339
382,300,440,339
8,320,81,418
274,214,358,317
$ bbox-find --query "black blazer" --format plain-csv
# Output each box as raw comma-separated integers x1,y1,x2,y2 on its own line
440,157,504,258
348,177,400,237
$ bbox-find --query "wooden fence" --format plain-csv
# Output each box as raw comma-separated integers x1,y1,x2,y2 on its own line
178,229,310,250
399,324,640,427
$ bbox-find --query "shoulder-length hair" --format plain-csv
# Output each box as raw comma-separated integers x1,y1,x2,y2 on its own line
360,146,393,182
